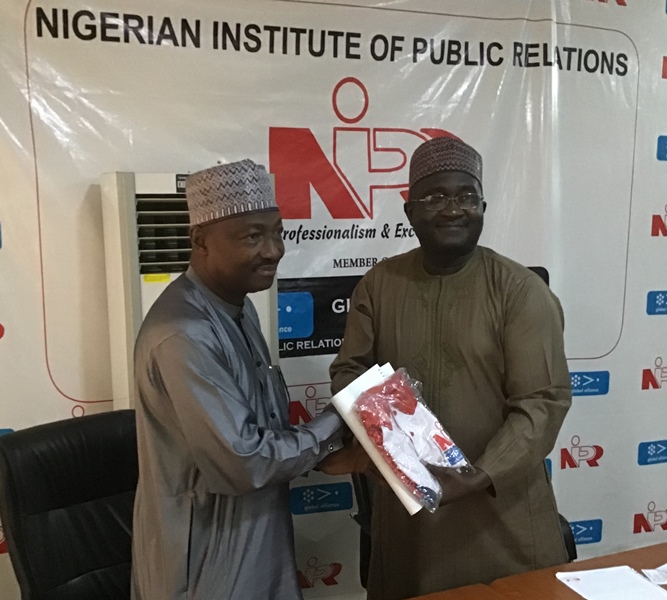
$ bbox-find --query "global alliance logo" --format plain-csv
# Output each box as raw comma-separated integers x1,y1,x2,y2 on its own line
570,371,610,396
638,440,667,466
560,436,604,469
647,292,667,316
633,502,667,534
290,482,353,515
641,357,667,390
569,519,603,544
278,292,314,339
297,556,343,588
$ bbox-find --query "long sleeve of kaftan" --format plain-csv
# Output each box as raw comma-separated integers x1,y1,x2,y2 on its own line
149,333,344,496
473,275,572,492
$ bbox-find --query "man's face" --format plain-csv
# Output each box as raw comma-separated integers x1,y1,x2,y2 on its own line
191,209,285,302
404,171,485,257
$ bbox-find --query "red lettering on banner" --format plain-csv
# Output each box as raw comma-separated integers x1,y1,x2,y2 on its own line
298,557,342,588
560,448,579,469
269,127,364,220
585,446,604,467
269,79,461,221
297,570,312,588
560,437,604,468
589,0,627,6
289,401,313,425
652,214,667,237
642,369,661,390
634,502,667,533
634,513,653,533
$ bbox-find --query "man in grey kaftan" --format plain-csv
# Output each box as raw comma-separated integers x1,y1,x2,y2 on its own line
131,160,346,600
330,137,572,599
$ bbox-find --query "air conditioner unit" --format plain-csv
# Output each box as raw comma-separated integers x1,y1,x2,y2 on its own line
101,172,278,410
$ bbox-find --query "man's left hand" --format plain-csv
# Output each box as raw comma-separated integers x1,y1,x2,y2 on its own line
427,466,493,506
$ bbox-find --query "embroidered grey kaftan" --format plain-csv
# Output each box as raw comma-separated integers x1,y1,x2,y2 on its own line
132,268,344,600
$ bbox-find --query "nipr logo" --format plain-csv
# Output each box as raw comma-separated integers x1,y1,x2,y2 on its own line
641,357,667,390
634,502,667,534
298,556,343,588
560,436,604,469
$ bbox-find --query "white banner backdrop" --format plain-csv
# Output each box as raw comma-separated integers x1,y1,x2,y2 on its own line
2,0,667,598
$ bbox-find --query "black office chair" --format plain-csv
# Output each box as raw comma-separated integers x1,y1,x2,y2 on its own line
351,266,575,588
0,410,138,600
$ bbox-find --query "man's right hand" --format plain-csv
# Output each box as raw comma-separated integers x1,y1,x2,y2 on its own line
316,438,371,475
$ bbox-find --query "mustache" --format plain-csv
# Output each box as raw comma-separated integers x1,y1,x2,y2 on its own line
434,216,468,226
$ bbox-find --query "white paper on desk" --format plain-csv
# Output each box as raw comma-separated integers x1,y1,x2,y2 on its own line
643,562,667,585
330,363,424,516
644,569,667,586
556,565,667,599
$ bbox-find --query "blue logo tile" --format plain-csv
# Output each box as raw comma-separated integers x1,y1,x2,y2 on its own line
0,429,13,437
570,372,610,396
658,136,667,161
648,292,667,315
570,519,603,545
290,482,353,515
638,440,667,466
545,458,553,479
278,292,314,340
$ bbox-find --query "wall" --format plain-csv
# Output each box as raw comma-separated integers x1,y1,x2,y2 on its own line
1,0,666,597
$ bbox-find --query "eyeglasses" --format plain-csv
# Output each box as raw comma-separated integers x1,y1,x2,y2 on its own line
410,193,484,211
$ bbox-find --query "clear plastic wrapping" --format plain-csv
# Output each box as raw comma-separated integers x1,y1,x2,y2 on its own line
353,368,471,512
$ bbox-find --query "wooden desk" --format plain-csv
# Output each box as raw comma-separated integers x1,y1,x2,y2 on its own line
409,583,507,599
408,543,667,599
490,542,667,599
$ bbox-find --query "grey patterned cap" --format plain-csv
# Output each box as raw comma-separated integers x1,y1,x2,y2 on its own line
186,159,277,226
409,136,483,188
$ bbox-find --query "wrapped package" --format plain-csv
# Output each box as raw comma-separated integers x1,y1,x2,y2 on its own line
352,368,471,512
331,364,471,514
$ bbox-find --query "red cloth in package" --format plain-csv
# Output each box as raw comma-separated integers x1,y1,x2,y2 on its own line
353,368,471,512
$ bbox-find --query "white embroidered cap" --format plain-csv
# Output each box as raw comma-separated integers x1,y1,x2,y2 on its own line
185,159,277,226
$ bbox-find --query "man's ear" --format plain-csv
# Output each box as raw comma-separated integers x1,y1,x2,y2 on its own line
404,201,414,223
190,225,207,255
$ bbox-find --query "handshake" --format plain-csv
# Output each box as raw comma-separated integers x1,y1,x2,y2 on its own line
316,435,374,476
